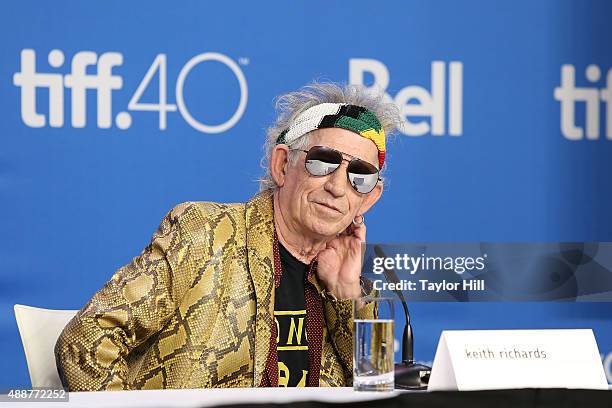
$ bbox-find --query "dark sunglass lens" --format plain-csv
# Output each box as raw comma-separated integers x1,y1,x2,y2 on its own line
348,172,378,193
347,159,378,175
347,159,379,193
305,147,342,176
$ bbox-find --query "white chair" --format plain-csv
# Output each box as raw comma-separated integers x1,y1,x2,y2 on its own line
14,304,78,389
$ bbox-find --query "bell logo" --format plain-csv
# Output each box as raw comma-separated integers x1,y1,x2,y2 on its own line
554,64,612,140
349,58,463,137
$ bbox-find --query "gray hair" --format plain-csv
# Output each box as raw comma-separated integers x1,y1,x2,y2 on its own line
259,82,402,192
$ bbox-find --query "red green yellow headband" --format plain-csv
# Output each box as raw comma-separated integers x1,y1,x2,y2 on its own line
276,103,386,168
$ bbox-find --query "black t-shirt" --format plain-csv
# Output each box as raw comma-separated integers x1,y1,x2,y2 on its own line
274,243,309,387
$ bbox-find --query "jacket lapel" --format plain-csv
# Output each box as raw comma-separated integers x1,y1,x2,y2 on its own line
244,191,276,386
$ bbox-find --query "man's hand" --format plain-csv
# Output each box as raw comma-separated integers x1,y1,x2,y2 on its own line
316,216,365,300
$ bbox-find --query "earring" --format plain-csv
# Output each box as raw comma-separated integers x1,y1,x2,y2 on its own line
352,214,365,226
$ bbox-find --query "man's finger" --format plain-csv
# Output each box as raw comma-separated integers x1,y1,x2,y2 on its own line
353,222,366,242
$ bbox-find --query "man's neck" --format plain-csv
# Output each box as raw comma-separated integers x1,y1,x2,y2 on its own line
273,192,328,264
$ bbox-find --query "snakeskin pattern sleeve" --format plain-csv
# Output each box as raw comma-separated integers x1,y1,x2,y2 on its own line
54,202,201,391
323,299,353,383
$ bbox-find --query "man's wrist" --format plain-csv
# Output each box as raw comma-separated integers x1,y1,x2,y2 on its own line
324,283,362,301
321,287,338,301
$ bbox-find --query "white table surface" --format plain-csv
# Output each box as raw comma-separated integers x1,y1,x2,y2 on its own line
0,387,403,408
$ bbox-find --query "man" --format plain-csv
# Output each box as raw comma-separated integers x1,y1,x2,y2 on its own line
55,82,400,390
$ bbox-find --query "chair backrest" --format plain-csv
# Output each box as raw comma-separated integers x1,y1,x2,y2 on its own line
14,304,78,389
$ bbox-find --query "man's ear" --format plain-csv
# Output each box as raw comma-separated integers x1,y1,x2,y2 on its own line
270,145,290,187
358,182,384,215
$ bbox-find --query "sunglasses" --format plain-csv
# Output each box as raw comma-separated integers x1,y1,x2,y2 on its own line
289,145,381,194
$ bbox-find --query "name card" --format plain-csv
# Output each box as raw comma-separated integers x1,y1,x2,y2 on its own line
427,329,608,391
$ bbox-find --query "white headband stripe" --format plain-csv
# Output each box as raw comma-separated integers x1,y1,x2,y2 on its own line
283,103,345,145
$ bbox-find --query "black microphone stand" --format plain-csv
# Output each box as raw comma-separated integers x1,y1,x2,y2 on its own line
373,245,431,390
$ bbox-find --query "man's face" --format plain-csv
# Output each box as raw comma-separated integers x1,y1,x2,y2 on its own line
277,128,383,238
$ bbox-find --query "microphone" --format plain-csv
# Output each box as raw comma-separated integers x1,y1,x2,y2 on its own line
373,245,431,390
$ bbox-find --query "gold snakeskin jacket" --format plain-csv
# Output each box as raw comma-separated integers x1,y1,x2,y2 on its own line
55,191,355,391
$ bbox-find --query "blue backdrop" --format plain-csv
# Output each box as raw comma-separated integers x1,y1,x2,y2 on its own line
1,0,611,388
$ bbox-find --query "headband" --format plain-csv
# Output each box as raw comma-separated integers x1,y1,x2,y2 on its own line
275,103,386,168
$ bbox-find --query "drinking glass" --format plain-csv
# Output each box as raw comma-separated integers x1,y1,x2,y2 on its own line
353,296,395,391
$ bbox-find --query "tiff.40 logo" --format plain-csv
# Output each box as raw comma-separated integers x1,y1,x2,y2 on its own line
554,64,612,140
12,49,248,133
